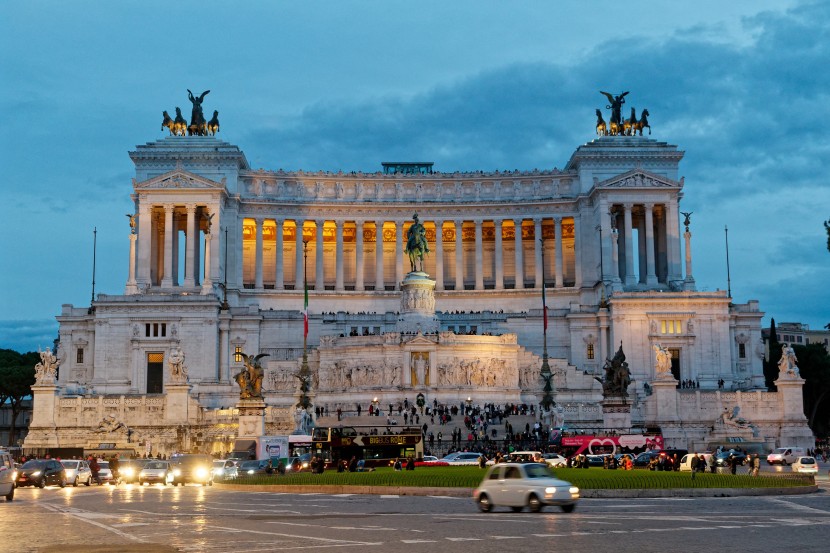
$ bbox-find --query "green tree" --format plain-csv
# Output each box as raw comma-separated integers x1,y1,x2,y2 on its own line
0,349,38,446
763,318,781,391
794,343,830,436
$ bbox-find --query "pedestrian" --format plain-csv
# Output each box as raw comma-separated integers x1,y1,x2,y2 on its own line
690,453,699,480
89,456,102,485
478,454,487,469
730,454,738,475
751,453,760,477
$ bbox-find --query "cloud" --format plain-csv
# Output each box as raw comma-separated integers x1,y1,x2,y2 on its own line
0,320,59,354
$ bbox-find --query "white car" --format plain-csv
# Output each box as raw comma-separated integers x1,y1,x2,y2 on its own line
212,459,238,479
443,452,485,465
791,456,819,474
474,462,579,513
139,460,173,485
542,453,567,467
60,460,92,486
420,456,439,463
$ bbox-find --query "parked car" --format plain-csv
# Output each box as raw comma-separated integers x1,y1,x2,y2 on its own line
474,462,579,513
286,456,310,472
61,460,92,486
238,459,270,477
679,453,713,472
791,456,819,475
170,454,214,486
119,459,150,484
633,451,661,467
139,460,173,485
543,453,568,467
420,455,440,463
714,451,748,467
16,459,67,488
212,459,238,479
0,448,16,501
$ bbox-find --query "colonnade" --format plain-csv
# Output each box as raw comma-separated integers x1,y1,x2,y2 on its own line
241,216,579,292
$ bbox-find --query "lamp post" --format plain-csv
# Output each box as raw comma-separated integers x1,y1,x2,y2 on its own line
372,397,379,415
466,396,472,415
539,236,555,411
298,239,312,410
220,227,230,311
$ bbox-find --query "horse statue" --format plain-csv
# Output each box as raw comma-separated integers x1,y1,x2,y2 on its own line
595,109,607,136
404,213,430,273
207,110,220,136
634,109,651,135
623,107,637,136
172,107,188,136
188,121,207,136
608,120,622,136
162,111,176,135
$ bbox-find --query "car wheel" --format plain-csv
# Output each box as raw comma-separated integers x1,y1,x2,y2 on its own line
84,478,91,486
561,504,576,513
38,479,46,489
511,506,524,512
477,493,493,513
527,494,542,513
782,459,789,466
208,480,213,487
72,477,78,487
5,486,13,501
59,477,66,488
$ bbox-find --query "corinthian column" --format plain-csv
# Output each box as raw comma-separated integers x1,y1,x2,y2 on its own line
254,217,264,289
454,219,464,290
623,203,635,285
335,220,344,291
315,219,325,291
275,219,284,290
554,217,564,288
161,204,174,288
434,220,444,291
514,218,524,289
534,218,543,288
355,220,365,291
474,219,484,290
395,220,404,287
185,205,197,287
644,203,657,285
295,219,305,290
375,220,384,290
494,219,503,290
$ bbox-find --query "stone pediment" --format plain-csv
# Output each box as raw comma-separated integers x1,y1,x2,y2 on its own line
133,169,226,191
403,334,438,346
596,169,682,189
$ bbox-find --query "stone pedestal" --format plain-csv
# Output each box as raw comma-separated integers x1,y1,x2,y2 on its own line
774,372,813,448
651,378,679,423
236,398,266,439
165,383,193,424
397,271,439,334
601,398,632,431
23,385,60,449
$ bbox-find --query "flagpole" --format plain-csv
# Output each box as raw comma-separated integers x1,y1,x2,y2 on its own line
88,227,97,314
539,236,554,411
298,238,311,411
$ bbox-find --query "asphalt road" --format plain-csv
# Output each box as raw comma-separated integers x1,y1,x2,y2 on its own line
2,476,830,553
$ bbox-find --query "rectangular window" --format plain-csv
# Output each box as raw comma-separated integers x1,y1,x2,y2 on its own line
660,321,667,334
147,352,164,394
76,348,84,364
145,323,151,337
234,346,243,363
161,323,167,337
738,343,746,359
796,336,802,343
587,343,595,360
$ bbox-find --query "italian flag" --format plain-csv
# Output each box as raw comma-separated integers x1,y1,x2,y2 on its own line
303,282,309,338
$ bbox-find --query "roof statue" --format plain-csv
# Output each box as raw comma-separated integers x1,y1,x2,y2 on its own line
597,91,650,136
405,212,430,273
161,90,217,137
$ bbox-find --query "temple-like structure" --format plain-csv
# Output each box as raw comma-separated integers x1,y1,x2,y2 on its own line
25,108,813,456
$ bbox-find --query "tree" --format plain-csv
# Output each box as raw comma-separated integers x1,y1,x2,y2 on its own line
763,318,780,391
0,349,37,446
825,216,830,252
794,343,830,436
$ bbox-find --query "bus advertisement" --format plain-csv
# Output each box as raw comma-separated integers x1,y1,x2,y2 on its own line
312,426,424,468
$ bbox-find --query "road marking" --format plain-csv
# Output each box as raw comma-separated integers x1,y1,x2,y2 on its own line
490,535,525,539
112,522,150,528
210,525,379,545
380,494,399,498
446,537,483,541
42,504,145,543
401,539,437,543
766,497,830,515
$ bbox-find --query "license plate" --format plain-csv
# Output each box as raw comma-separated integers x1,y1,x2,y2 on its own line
19,476,27,480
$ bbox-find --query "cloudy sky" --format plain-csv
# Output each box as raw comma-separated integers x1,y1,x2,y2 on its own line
1,1,828,352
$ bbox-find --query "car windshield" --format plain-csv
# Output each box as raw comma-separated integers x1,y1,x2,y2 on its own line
240,461,260,469
22,460,47,469
799,458,815,465
145,461,167,469
524,463,555,478
61,461,80,468
99,462,110,469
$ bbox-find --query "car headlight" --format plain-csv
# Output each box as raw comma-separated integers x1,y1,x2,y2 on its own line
123,468,135,477
31,471,41,477
545,487,558,494
569,486,580,494
173,469,181,476
247,469,255,474
195,467,209,479
301,462,309,469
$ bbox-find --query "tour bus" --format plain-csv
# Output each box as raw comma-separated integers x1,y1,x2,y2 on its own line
311,425,424,469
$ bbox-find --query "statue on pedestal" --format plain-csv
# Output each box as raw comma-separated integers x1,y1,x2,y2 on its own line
778,343,799,376
653,343,674,379
34,346,60,385
597,343,631,397
234,353,269,399
405,213,430,272
168,345,188,384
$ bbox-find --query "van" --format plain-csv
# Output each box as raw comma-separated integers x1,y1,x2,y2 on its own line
766,447,806,466
0,449,15,501
679,453,713,472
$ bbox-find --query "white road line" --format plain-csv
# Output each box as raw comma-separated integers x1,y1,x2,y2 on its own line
209,525,379,545
401,540,438,543
42,504,145,543
380,494,399,498
446,537,483,541
766,497,830,515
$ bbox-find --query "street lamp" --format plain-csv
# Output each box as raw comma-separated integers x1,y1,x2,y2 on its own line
372,397,379,415
466,396,472,414
298,239,312,410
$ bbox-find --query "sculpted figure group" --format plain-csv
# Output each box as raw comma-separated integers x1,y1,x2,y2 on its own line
234,353,268,399
34,347,61,385
596,91,651,136
161,89,220,136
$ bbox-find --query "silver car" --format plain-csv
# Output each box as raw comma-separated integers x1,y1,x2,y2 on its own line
473,462,579,513
139,460,173,485
61,460,92,486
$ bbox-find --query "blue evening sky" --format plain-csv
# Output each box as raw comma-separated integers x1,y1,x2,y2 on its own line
1,1,828,352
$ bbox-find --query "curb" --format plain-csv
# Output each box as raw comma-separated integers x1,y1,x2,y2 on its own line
215,483,818,498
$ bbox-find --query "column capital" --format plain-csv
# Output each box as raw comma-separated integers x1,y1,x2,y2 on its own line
494,218,503,227
185,203,197,214
623,202,634,211
433,219,444,226
315,219,326,226
454,219,464,226
163,203,175,211
643,202,655,210
533,217,542,225
553,215,562,224
395,220,404,228
274,218,284,225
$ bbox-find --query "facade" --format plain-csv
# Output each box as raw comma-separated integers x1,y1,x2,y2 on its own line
25,130,813,456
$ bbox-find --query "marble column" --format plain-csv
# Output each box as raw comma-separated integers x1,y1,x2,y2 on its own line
434,220,444,291
395,220,404,287
514,218,524,289
454,219,464,290
315,219,325,291
162,204,174,288
201,230,212,294
254,217,264,289
573,216,583,288
137,204,152,286
644,203,657,285
623,203,636,285
534,218,543,288
494,219,504,290
666,201,682,282
375,220,384,291
355,220,365,291
184,205,197,287
275,219,284,290
554,217,564,288
126,232,138,294
295,219,305,290
335,220,344,291
219,317,230,383
474,219,484,290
